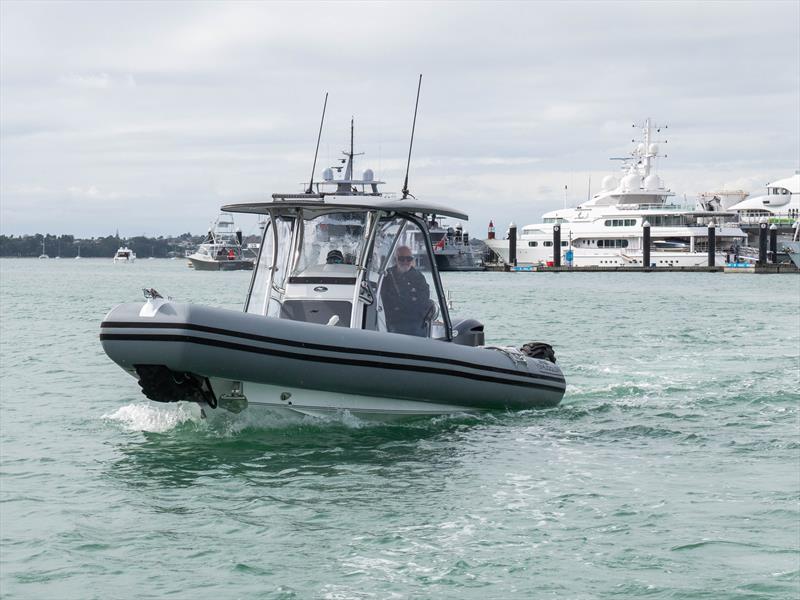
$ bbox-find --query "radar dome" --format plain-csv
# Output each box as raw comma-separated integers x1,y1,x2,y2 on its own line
601,175,618,191
322,168,334,181
362,168,374,182
649,143,659,155
621,168,641,192
637,143,645,155
644,174,661,191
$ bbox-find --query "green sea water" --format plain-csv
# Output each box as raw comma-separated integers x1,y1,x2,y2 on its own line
1,258,798,599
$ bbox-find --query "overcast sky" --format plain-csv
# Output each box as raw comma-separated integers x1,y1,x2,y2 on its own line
1,1,798,238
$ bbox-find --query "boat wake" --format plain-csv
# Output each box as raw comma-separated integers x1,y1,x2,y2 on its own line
102,401,500,437
102,403,201,433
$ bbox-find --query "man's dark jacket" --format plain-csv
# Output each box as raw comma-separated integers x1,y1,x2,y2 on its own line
381,266,431,336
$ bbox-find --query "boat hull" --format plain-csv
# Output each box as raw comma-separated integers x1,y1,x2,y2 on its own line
434,252,485,272
785,241,800,269
100,302,566,416
187,255,253,271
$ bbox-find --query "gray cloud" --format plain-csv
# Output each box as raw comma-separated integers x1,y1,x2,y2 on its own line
1,1,798,237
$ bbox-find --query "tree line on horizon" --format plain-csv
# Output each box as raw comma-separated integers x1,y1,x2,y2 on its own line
0,233,204,258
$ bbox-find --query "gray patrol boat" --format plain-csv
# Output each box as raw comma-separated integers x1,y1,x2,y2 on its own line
100,135,565,418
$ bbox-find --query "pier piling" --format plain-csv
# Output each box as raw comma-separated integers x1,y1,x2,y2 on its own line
769,224,778,264
708,221,716,267
643,221,651,269
758,222,768,266
508,223,517,266
553,225,561,267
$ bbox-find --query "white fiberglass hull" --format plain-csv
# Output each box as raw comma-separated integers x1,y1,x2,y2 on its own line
486,240,729,268
207,378,480,419
187,254,253,271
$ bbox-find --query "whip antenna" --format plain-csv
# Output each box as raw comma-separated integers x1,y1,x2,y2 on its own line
401,74,422,200
306,92,328,194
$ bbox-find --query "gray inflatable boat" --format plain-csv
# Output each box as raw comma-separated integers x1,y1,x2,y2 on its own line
100,148,566,417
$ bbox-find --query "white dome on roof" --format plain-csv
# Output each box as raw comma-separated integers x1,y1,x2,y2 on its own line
323,168,334,181
644,174,661,191
601,175,618,191
621,168,641,192
649,143,659,155
362,168,374,182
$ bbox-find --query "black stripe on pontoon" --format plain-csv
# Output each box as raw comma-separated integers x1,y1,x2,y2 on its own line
99,333,565,391
100,321,565,384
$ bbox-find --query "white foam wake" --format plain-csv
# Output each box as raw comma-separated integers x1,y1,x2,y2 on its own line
102,402,201,433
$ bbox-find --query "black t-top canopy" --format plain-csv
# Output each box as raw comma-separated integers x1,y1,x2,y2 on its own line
222,195,469,221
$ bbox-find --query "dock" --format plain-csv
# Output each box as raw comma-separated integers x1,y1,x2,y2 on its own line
484,263,799,274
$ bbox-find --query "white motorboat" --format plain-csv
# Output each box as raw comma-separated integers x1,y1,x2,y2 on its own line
186,214,254,271
484,119,748,267
113,246,136,263
100,122,566,418
727,172,800,226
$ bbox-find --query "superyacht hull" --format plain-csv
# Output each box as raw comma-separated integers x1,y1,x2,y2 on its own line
486,241,730,268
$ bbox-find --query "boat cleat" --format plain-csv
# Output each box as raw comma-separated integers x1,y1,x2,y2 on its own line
217,381,248,414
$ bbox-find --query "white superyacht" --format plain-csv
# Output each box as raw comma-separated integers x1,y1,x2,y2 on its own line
726,172,799,225
485,120,747,267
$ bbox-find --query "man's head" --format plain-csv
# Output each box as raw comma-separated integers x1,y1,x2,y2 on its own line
395,245,414,272
326,249,344,264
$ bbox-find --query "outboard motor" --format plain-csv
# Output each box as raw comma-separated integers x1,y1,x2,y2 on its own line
451,318,485,347
236,229,243,246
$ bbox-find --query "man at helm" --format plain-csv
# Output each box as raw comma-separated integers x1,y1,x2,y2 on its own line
380,245,431,337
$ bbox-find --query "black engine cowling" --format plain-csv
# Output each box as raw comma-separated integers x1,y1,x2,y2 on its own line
135,365,217,407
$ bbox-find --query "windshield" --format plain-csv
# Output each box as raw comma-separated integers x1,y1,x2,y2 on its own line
290,211,370,281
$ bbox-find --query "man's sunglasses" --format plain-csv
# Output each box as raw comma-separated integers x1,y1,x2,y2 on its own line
397,256,414,263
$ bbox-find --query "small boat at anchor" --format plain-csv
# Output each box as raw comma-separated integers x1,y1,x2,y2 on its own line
113,246,136,263
100,132,565,418
186,213,254,271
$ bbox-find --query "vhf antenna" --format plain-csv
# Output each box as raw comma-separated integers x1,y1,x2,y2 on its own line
401,74,422,200
306,92,328,194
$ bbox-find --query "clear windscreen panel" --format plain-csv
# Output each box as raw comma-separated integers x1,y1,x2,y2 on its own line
245,215,295,316
289,211,369,282
367,217,443,338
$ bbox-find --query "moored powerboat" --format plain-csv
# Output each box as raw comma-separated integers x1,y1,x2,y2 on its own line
186,213,254,271
113,246,136,263
100,132,565,418
427,217,485,271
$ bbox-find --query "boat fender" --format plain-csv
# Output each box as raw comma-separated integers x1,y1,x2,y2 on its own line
520,342,557,364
